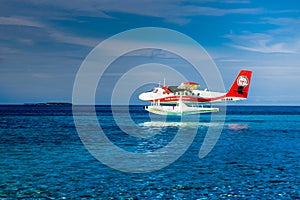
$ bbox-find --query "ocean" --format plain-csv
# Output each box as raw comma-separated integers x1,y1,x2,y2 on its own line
0,105,299,199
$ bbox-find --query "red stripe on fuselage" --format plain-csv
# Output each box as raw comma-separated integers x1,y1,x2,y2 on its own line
150,95,226,103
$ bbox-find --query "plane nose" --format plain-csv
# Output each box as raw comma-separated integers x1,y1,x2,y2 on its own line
139,93,148,101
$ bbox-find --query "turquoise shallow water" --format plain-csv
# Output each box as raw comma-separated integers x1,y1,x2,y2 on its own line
0,105,299,199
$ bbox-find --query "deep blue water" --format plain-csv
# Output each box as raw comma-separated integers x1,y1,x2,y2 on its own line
0,105,299,199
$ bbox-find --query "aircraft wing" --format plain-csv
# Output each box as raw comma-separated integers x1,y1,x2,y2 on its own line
177,82,199,91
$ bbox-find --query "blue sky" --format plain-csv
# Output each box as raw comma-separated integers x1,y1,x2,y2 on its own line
1,0,300,105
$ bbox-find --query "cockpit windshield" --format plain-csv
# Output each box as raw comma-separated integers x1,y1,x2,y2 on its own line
152,89,158,93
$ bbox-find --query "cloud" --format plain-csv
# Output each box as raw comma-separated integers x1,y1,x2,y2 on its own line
0,1,264,49
0,15,100,48
222,0,250,3
49,32,100,47
227,15,300,54
1,0,262,25
217,58,249,63
0,16,44,27
0,46,19,54
231,41,295,54
225,31,299,54
261,17,300,26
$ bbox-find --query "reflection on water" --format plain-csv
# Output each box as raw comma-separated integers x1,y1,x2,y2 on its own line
228,124,249,131
140,121,224,128
140,121,249,131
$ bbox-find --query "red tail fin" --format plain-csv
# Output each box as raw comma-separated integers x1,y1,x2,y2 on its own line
226,70,252,98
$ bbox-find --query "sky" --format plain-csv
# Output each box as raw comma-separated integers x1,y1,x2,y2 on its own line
1,0,300,105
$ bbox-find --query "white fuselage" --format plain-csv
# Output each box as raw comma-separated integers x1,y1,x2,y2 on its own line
139,87,244,104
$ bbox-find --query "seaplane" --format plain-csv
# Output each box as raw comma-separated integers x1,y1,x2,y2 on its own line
139,70,252,115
